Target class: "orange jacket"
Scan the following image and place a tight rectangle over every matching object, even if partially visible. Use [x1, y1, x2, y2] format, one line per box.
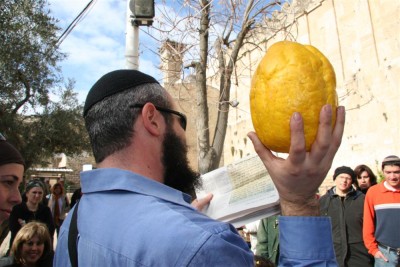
[363, 182, 400, 255]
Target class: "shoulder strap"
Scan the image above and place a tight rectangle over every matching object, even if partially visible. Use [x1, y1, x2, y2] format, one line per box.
[68, 201, 80, 267]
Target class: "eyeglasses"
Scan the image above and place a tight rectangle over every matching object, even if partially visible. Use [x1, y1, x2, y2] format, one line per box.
[130, 104, 187, 131]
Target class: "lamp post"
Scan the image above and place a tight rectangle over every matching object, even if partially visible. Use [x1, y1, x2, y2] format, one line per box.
[125, 0, 155, 70]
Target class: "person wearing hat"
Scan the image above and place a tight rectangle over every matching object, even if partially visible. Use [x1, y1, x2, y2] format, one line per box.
[320, 166, 373, 267]
[8, 179, 55, 251]
[53, 69, 345, 266]
[363, 155, 400, 267]
[0, 134, 24, 247]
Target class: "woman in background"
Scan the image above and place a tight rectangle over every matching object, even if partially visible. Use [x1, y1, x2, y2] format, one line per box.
[353, 164, 377, 194]
[0, 222, 53, 267]
[8, 180, 54, 251]
[47, 183, 69, 236]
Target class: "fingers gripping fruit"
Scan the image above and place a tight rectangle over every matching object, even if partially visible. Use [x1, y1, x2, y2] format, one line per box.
[250, 41, 338, 153]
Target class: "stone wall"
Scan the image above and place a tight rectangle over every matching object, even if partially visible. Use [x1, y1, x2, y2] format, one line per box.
[223, 0, 400, 194]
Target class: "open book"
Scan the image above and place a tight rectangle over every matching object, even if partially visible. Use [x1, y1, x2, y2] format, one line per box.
[196, 154, 280, 228]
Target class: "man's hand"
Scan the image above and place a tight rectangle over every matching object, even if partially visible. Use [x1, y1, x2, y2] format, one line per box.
[248, 105, 345, 216]
[192, 193, 213, 211]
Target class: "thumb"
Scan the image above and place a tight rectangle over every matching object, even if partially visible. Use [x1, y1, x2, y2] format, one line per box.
[192, 193, 213, 211]
[247, 131, 274, 163]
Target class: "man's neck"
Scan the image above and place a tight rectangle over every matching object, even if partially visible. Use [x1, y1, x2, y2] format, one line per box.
[384, 181, 400, 191]
[98, 151, 164, 184]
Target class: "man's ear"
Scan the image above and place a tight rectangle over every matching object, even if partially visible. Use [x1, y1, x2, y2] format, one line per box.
[141, 103, 163, 136]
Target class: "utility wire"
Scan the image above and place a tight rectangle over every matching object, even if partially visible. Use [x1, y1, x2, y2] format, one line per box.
[56, 0, 97, 46]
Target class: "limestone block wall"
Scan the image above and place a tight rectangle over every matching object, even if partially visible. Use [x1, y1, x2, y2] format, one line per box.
[223, 0, 400, 193]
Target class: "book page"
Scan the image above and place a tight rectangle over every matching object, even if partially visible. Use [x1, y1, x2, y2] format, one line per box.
[196, 154, 280, 226]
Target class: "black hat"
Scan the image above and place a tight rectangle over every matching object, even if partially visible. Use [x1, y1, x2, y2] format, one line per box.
[382, 155, 400, 169]
[333, 166, 356, 183]
[83, 69, 159, 116]
[0, 134, 25, 167]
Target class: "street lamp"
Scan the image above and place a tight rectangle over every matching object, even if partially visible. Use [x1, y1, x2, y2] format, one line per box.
[129, 0, 155, 26]
[126, 0, 155, 69]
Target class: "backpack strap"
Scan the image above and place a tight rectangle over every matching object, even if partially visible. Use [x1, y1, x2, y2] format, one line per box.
[68, 201, 80, 267]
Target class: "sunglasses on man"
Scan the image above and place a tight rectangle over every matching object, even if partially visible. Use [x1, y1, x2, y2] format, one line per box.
[130, 104, 187, 131]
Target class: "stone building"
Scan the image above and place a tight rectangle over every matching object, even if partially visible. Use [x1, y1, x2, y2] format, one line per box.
[160, 40, 187, 85]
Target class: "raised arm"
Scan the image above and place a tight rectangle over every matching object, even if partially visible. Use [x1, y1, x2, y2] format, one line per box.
[248, 104, 344, 267]
[248, 104, 345, 216]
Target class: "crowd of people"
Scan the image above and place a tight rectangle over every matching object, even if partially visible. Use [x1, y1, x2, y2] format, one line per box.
[0, 69, 399, 267]
[251, 159, 400, 267]
[0, 136, 82, 266]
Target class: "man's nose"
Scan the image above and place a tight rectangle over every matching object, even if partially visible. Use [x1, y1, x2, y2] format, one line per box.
[387, 173, 395, 179]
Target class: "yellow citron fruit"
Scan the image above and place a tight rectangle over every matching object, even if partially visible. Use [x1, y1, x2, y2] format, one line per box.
[250, 41, 338, 153]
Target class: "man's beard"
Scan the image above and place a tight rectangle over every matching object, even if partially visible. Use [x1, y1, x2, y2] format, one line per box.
[162, 128, 202, 197]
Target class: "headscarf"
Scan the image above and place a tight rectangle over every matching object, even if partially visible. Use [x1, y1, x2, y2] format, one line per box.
[0, 133, 25, 167]
[25, 179, 45, 193]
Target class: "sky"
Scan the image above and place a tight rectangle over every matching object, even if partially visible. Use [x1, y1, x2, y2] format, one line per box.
[48, 0, 162, 104]
[47, 0, 278, 104]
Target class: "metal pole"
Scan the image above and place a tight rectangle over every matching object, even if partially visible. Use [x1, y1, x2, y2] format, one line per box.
[125, 1, 139, 70]
[132, 26, 139, 69]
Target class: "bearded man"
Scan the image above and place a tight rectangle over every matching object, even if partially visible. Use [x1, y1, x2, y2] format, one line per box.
[54, 69, 345, 267]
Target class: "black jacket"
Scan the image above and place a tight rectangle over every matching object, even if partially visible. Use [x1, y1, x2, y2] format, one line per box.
[319, 187, 373, 267]
[8, 202, 55, 250]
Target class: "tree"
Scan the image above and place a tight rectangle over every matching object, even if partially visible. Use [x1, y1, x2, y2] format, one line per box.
[0, 0, 90, 169]
[149, 0, 288, 173]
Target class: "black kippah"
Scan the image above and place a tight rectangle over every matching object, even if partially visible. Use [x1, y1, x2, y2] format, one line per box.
[83, 69, 159, 116]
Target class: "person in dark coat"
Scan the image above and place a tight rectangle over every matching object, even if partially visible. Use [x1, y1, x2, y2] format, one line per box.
[69, 187, 82, 209]
[320, 166, 373, 267]
[8, 180, 55, 252]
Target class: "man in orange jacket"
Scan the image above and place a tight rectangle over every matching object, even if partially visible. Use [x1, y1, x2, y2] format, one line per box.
[363, 155, 400, 267]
